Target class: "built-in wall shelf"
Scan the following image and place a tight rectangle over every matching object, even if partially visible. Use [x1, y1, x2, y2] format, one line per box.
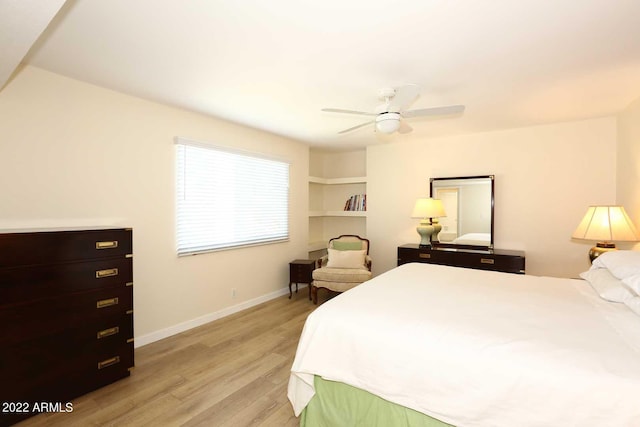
[308, 151, 367, 259]
[308, 176, 367, 185]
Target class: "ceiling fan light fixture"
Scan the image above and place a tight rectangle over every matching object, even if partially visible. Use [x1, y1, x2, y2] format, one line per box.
[375, 112, 401, 134]
[323, 85, 465, 135]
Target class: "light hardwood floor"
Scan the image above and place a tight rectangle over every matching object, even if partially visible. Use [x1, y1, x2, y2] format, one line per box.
[16, 287, 324, 427]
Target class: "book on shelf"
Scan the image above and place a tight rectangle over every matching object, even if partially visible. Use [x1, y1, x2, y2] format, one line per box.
[344, 194, 366, 211]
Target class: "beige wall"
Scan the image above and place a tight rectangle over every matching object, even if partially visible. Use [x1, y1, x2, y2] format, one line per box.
[367, 117, 617, 278]
[2, 65, 634, 343]
[617, 96, 640, 250]
[309, 149, 367, 178]
[0, 66, 309, 343]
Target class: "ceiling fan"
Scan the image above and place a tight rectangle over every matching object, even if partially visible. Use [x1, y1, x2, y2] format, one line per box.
[322, 84, 465, 135]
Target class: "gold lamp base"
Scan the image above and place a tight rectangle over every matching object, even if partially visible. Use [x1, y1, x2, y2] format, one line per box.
[589, 242, 617, 263]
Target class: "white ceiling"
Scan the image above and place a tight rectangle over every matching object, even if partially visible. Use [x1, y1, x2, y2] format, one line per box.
[0, 0, 66, 90]
[5, 0, 640, 149]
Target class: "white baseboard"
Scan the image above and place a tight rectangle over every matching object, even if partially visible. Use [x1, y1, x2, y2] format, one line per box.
[134, 284, 307, 348]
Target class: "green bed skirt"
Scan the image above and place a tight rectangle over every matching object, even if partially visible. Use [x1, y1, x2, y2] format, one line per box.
[300, 376, 454, 427]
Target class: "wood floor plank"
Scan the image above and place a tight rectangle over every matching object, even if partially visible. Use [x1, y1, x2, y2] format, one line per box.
[15, 291, 320, 427]
[214, 382, 291, 427]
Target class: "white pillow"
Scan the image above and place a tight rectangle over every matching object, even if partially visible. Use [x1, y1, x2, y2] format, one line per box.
[622, 274, 640, 296]
[326, 248, 366, 269]
[591, 250, 640, 280]
[580, 268, 635, 303]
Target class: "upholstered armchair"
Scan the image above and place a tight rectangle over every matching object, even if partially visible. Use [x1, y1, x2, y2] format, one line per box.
[311, 235, 372, 304]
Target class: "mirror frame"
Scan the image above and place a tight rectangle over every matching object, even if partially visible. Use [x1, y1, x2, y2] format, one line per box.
[429, 175, 495, 251]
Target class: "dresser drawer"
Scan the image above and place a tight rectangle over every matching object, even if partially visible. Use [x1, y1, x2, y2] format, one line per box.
[289, 261, 315, 282]
[0, 228, 132, 268]
[3, 315, 134, 384]
[15, 343, 133, 396]
[397, 244, 525, 274]
[1, 344, 133, 416]
[397, 246, 455, 265]
[0, 285, 133, 346]
[455, 251, 525, 273]
[0, 257, 132, 307]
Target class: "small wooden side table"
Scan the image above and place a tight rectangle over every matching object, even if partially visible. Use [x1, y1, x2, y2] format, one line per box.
[289, 259, 316, 299]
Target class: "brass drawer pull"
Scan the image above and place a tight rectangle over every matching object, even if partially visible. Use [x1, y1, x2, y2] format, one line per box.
[97, 326, 120, 339]
[419, 253, 431, 259]
[96, 297, 119, 309]
[96, 240, 118, 249]
[97, 356, 120, 370]
[96, 268, 118, 278]
[126, 309, 133, 315]
[480, 258, 495, 264]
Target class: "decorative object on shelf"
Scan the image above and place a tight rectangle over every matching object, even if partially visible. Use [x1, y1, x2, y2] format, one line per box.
[572, 205, 639, 262]
[411, 198, 446, 247]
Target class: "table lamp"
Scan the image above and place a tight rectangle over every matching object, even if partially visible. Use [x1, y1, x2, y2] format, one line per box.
[571, 205, 639, 262]
[411, 198, 446, 247]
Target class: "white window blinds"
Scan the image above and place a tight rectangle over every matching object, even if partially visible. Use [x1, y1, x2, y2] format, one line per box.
[175, 139, 289, 256]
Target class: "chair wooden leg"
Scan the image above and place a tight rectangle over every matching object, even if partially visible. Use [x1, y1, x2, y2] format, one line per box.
[312, 285, 318, 305]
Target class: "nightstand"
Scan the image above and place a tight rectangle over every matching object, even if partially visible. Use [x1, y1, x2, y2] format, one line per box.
[289, 259, 316, 299]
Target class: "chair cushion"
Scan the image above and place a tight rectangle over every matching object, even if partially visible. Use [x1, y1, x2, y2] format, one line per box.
[313, 267, 372, 283]
[326, 249, 366, 268]
[332, 241, 363, 251]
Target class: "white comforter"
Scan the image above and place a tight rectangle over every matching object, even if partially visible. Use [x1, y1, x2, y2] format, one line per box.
[288, 263, 640, 427]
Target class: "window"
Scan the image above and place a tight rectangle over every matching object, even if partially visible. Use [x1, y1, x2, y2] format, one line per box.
[175, 138, 289, 256]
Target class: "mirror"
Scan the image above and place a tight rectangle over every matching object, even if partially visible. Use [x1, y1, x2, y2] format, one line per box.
[430, 175, 494, 250]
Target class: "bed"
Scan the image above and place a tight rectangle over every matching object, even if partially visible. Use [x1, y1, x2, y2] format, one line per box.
[288, 252, 640, 427]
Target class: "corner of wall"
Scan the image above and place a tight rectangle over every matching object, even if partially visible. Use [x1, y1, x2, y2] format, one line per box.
[616, 96, 640, 232]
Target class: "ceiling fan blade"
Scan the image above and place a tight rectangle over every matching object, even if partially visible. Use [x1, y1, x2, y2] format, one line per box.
[389, 84, 420, 111]
[322, 108, 376, 116]
[338, 120, 375, 134]
[403, 105, 466, 118]
[398, 120, 413, 134]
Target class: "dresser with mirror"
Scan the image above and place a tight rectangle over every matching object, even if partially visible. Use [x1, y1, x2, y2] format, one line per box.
[398, 175, 525, 274]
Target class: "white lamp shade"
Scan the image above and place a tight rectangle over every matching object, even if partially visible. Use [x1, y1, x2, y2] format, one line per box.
[572, 205, 639, 242]
[411, 198, 446, 219]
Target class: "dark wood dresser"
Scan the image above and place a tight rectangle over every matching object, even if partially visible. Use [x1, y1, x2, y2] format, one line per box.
[0, 228, 134, 426]
[398, 244, 525, 274]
